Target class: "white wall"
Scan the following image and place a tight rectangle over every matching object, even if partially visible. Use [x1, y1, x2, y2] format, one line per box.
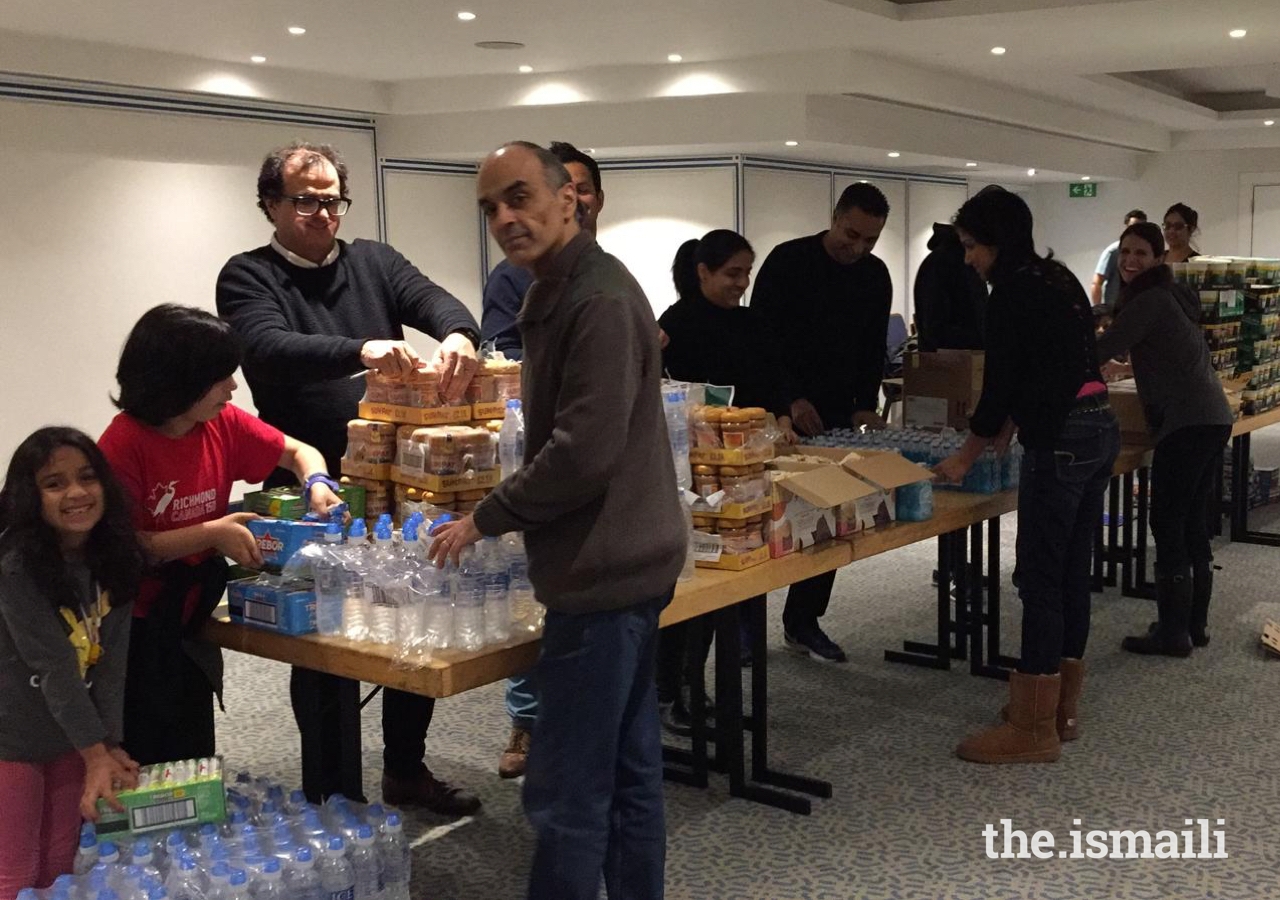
[0, 95, 377, 465]
[833, 175, 907, 320]
[741, 166, 831, 305]
[906, 181, 970, 324]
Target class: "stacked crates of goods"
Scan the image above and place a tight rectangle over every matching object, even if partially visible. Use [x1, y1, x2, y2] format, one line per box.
[686, 405, 775, 570]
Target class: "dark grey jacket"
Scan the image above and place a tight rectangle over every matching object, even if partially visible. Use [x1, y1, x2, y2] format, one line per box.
[1096, 266, 1233, 444]
[0, 550, 131, 761]
[473, 232, 686, 614]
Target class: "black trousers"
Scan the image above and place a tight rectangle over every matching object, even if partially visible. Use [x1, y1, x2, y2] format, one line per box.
[781, 572, 837, 632]
[124, 618, 216, 766]
[1151, 425, 1231, 576]
[656, 615, 716, 705]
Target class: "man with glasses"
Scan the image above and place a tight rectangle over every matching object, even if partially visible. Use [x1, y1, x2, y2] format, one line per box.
[216, 141, 482, 815]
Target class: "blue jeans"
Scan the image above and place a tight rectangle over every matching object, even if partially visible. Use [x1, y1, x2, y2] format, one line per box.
[1015, 406, 1120, 675]
[523, 592, 671, 900]
[506, 673, 537, 730]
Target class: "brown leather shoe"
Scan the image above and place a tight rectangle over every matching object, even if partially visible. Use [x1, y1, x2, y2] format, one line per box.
[957, 672, 1061, 764]
[498, 726, 531, 779]
[382, 770, 481, 817]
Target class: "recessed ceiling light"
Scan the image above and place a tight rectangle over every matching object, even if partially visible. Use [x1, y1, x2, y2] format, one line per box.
[250, 55, 266, 64]
[457, 11, 476, 21]
[1266, 120, 1276, 127]
[887, 151, 901, 158]
[1229, 28, 1247, 39]
[287, 26, 306, 35]
[1082, 176, 1092, 181]
[475, 41, 525, 50]
[518, 65, 533, 73]
[785, 140, 799, 147]
[965, 162, 978, 168]
[1027, 168, 1037, 176]
[667, 53, 683, 63]
[991, 46, 1007, 56]
[586, 148, 596, 154]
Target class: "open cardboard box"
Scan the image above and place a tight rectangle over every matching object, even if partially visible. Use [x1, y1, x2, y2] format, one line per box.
[903, 350, 984, 431]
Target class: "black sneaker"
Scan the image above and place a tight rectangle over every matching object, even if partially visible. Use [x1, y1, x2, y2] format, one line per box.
[783, 624, 848, 663]
[659, 700, 693, 737]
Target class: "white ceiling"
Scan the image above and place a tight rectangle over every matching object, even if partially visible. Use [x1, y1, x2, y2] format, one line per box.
[2, 0, 1278, 179]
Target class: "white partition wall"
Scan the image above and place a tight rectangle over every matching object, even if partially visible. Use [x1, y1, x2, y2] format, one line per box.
[381, 163, 486, 356]
[741, 165, 832, 305]
[0, 90, 377, 465]
[595, 162, 738, 319]
[833, 175, 909, 321]
[906, 181, 971, 328]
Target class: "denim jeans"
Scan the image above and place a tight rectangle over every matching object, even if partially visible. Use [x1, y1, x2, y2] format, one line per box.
[524, 592, 671, 900]
[506, 673, 538, 730]
[1151, 424, 1231, 576]
[1015, 406, 1120, 675]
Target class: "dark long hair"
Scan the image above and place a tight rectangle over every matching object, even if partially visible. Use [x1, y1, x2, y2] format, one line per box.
[671, 230, 754, 302]
[112, 304, 242, 427]
[0, 427, 143, 608]
[1115, 222, 1173, 311]
[953, 188, 1040, 282]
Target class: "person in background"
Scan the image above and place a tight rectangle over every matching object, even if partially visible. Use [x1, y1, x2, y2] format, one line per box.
[749, 182, 893, 663]
[484, 140, 607, 781]
[216, 141, 482, 813]
[937, 189, 1119, 765]
[432, 141, 684, 900]
[98, 305, 344, 767]
[914, 221, 987, 351]
[655, 229, 797, 733]
[1089, 209, 1147, 308]
[1162, 202, 1201, 263]
[0, 428, 143, 900]
[1096, 222, 1233, 656]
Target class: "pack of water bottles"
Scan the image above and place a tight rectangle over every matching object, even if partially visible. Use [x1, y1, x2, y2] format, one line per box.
[803, 426, 1022, 494]
[34, 773, 410, 900]
[299, 512, 542, 661]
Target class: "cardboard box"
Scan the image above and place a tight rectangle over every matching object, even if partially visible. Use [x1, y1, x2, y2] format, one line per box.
[96, 772, 226, 836]
[340, 459, 393, 482]
[691, 531, 770, 570]
[1107, 380, 1150, 444]
[471, 401, 508, 421]
[839, 451, 935, 532]
[243, 485, 367, 521]
[392, 467, 501, 493]
[245, 519, 327, 572]
[903, 350, 984, 430]
[227, 575, 317, 635]
[689, 495, 772, 519]
[765, 456, 873, 557]
[357, 401, 471, 426]
[687, 444, 775, 467]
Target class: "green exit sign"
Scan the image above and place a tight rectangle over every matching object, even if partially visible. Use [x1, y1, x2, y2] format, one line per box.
[1069, 182, 1097, 198]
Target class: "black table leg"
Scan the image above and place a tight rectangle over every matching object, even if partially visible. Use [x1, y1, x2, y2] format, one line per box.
[1229, 433, 1280, 546]
[886, 530, 959, 670]
[1105, 477, 1121, 587]
[1134, 466, 1155, 596]
[662, 615, 711, 788]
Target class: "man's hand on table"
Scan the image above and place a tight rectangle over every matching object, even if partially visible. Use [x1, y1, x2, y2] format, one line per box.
[361, 340, 421, 378]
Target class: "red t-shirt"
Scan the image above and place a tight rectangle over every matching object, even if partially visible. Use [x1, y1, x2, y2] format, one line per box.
[99, 404, 285, 619]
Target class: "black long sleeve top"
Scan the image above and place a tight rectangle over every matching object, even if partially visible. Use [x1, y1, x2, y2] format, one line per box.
[913, 224, 987, 352]
[657, 293, 793, 418]
[749, 232, 892, 429]
[216, 239, 478, 467]
[969, 258, 1102, 449]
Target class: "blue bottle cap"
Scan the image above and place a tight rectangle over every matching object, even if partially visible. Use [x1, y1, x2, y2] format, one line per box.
[327, 836, 345, 852]
[386, 813, 402, 828]
[357, 824, 373, 840]
[295, 847, 313, 863]
[348, 520, 367, 538]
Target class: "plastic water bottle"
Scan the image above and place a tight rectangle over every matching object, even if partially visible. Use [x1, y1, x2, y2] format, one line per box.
[225, 870, 251, 900]
[480, 537, 511, 644]
[349, 826, 382, 900]
[99, 843, 121, 866]
[366, 524, 400, 644]
[164, 856, 202, 900]
[342, 520, 371, 641]
[285, 847, 323, 900]
[507, 536, 541, 633]
[314, 523, 346, 636]
[206, 863, 232, 900]
[131, 842, 161, 884]
[663, 389, 692, 491]
[75, 828, 100, 875]
[318, 838, 354, 900]
[499, 399, 525, 481]
[678, 493, 696, 582]
[375, 815, 409, 900]
[251, 859, 287, 900]
[453, 547, 486, 651]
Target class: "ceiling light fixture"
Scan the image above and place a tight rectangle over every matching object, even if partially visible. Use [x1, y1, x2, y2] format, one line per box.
[1027, 168, 1037, 176]
[667, 53, 683, 63]
[475, 41, 525, 50]
[250, 55, 266, 64]
[1266, 120, 1276, 127]
[518, 64, 533, 73]
[887, 151, 901, 158]
[586, 148, 596, 154]
[1229, 28, 1247, 39]
[287, 26, 306, 35]
[785, 140, 799, 147]
[457, 11, 476, 21]
[991, 46, 1007, 56]
[965, 162, 978, 167]
[1082, 176, 1092, 181]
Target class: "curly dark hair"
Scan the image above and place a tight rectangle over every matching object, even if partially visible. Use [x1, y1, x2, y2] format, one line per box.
[0, 427, 143, 609]
[256, 142, 350, 222]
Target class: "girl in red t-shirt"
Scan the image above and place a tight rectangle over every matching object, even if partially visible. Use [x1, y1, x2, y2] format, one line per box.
[99, 304, 342, 766]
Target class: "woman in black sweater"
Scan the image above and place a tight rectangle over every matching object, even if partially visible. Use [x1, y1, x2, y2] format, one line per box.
[655, 230, 795, 734]
[1096, 222, 1233, 656]
[937, 189, 1119, 765]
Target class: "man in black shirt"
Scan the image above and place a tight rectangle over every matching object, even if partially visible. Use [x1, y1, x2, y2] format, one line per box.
[750, 182, 893, 662]
[216, 142, 481, 815]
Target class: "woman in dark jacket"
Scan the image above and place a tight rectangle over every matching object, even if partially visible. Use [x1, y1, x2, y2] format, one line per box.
[937, 189, 1119, 765]
[1096, 222, 1233, 656]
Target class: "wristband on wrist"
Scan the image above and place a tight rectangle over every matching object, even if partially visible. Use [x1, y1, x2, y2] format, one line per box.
[304, 473, 340, 501]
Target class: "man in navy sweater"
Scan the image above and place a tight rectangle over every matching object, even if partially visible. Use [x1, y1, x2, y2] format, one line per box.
[216, 141, 481, 815]
[481, 141, 605, 780]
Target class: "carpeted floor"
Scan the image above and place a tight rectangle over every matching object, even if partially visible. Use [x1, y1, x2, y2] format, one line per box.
[216, 438, 1280, 900]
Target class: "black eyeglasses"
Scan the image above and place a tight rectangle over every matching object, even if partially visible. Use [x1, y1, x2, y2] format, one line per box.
[282, 195, 352, 217]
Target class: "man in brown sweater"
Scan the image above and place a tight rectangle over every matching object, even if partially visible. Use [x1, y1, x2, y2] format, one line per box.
[429, 142, 685, 900]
